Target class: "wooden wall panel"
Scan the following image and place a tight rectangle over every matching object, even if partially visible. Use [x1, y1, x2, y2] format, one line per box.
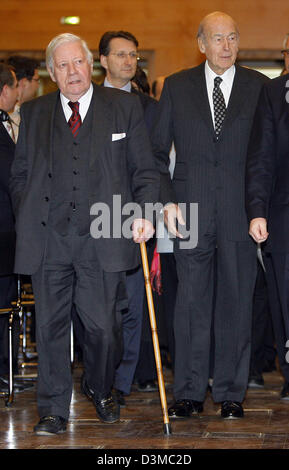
[0, 0, 288, 81]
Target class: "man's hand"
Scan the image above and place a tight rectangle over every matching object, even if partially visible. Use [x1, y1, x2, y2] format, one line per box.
[132, 218, 155, 243]
[249, 217, 269, 243]
[163, 203, 185, 239]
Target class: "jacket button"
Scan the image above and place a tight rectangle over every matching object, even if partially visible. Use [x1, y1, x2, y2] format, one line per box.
[45, 196, 49, 201]
[48, 172, 52, 178]
[41, 221, 46, 226]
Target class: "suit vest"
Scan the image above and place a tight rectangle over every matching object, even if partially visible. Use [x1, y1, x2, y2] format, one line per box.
[48, 98, 93, 236]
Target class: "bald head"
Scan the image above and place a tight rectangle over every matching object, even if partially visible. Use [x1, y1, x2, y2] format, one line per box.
[197, 12, 239, 41]
[197, 11, 240, 75]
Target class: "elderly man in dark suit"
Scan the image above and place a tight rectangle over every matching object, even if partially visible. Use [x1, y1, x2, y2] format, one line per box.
[246, 73, 289, 398]
[10, 33, 159, 435]
[152, 11, 269, 419]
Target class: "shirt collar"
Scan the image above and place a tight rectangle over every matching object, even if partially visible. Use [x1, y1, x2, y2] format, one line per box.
[104, 77, 132, 93]
[205, 60, 235, 86]
[60, 82, 93, 109]
[60, 82, 93, 121]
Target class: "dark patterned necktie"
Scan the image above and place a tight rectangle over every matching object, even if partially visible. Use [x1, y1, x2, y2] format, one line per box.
[213, 76, 226, 138]
[68, 101, 82, 137]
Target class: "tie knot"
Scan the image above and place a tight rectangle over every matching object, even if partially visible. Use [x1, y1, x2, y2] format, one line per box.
[214, 76, 222, 87]
[68, 101, 80, 113]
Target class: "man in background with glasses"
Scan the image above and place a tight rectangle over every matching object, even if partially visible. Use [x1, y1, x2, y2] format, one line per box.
[79, 30, 158, 408]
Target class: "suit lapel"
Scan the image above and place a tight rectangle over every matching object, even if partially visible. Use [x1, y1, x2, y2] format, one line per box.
[189, 64, 215, 136]
[219, 65, 250, 136]
[37, 91, 58, 171]
[89, 83, 112, 169]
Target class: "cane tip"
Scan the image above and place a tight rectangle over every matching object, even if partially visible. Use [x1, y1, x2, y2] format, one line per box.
[163, 423, 172, 435]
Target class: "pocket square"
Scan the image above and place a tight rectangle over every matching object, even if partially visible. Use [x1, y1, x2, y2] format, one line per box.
[112, 132, 126, 141]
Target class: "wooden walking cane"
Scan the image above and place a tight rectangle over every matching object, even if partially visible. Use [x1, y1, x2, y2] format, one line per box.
[139, 239, 172, 435]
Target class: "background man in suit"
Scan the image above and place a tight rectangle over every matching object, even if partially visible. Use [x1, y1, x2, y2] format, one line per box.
[10, 33, 159, 435]
[152, 11, 268, 419]
[0, 63, 20, 392]
[246, 73, 289, 400]
[7, 55, 40, 142]
[97, 30, 158, 401]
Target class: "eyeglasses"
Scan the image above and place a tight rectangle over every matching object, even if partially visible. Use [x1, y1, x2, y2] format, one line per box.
[281, 49, 289, 56]
[109, 52, 140, 60]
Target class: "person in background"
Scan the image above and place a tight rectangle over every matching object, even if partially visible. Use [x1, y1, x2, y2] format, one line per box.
[7, 56, 40, 142]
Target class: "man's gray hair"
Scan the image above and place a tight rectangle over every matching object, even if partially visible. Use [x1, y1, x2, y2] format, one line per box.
[46, 33, 93, 73]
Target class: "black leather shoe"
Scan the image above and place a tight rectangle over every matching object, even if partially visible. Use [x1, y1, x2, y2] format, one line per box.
[93, 394, 120, 423]
[114, 389, 126, 408]
[280, 382, 289, 400]
[168, 399, 203, 418]
[221, 401, 244, 419]
[81, 373, 94, 400]
[137, 380, 157, 392]
[247, 374, 265, 389]
[34, 416, 67, 435]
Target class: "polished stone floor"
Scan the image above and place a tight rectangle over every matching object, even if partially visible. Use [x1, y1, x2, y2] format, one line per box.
[1, 363, 289, 451]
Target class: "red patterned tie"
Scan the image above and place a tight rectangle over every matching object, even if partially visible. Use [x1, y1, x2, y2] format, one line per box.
[68, 101, 82, 137]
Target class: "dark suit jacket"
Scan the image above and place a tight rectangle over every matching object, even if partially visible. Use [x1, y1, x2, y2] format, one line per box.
[246, 74, 289, 253]
[0, 123, 15, 275]
[131, 88, 157, 135]
[9, 83, 159, 274]
[152, 62, 269, 247]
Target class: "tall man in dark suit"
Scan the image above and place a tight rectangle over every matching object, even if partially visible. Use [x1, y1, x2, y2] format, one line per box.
[246, 73, 289, 398]
[10, 33, 159, 435]
[152, 11, 268, 419]
[0, 63, 19, 392]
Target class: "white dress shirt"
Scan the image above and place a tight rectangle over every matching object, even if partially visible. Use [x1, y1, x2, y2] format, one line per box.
[60, 83, 93, 122]
[204, 61, 235, 129]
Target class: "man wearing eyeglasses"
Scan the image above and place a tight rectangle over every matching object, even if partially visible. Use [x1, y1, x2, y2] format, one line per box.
[81, 30, 159, 406]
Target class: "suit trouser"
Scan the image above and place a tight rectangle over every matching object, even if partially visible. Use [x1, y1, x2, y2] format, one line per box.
[250, 263, 276, 376]
[264, 253, 289, 381]
[159, 253, 178, 368]
[173, 227, 256, 403]
[31, 228, 124, 420]
[113, 266, 144, 395]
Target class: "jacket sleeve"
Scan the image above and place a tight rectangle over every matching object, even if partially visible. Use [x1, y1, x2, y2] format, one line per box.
[245, 83, 276, 221]
[126, 95, 160, 211]
[9, 106, 28, 218]
[151, 78, 176, 206]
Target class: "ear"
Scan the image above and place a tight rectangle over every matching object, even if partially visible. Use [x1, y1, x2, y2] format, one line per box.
[47, 66, 56, 83]
[1, 84, 9, 97]
[100, 55, 108, 71]
[198, 37, 206, 54]
[18, 77, 27, 91]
